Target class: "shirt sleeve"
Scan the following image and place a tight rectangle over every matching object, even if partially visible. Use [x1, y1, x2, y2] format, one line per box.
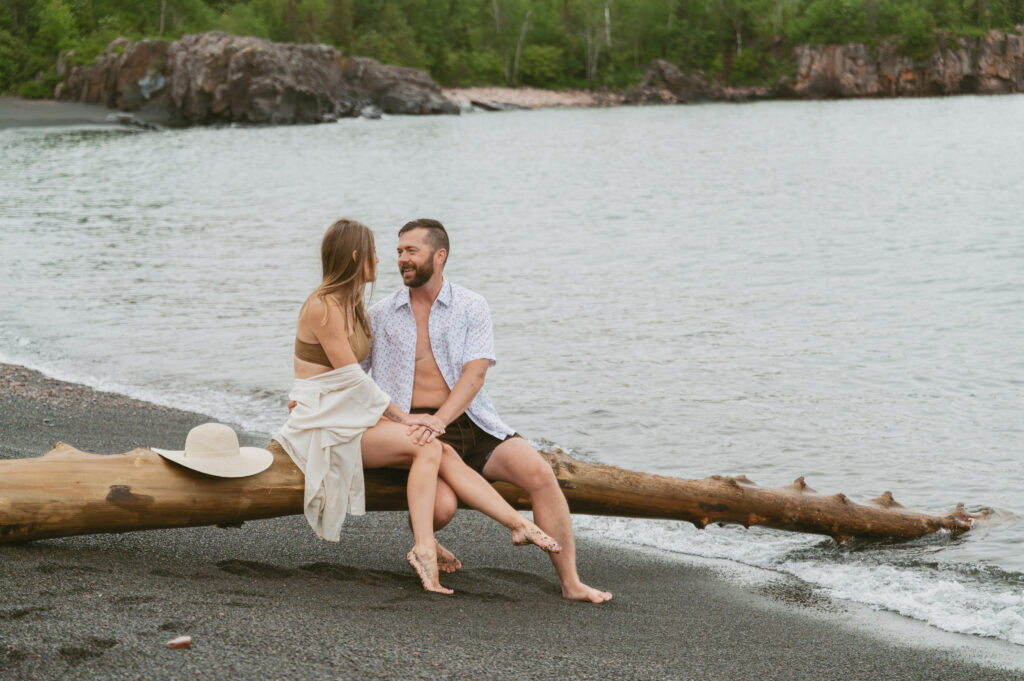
[463, 295, 497, 368]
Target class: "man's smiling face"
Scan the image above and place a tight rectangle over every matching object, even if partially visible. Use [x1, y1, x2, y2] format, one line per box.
[397, 227, 437, 288]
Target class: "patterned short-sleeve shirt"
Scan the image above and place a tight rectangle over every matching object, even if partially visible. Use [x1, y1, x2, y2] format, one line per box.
[362, 278, 514, 439]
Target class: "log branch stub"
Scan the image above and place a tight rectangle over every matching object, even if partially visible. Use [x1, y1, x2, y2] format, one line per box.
[871, 491, 903, 508]
[786, 476, 816, 493]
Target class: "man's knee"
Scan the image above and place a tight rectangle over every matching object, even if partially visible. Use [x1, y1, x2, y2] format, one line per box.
[434, 480, 458, 530]
[521, 456, 559, 493]
[491, 441, 559, 493]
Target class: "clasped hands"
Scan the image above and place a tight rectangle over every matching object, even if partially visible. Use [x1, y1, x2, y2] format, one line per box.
[286, 400, 444, 446]
[405, 414, 447, 446]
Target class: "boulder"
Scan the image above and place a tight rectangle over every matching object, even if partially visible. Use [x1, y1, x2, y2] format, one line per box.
[56, 31, 459, 126]
[624, 59, 712, 104]
[340, 57, 460, 115]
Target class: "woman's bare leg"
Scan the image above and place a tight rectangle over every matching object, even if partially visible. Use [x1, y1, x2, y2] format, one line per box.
[361, 420, 451, 594]
[407, 480, 461, 573]
[437, 446, 561, 554]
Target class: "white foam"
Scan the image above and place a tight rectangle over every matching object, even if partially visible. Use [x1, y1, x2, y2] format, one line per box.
[787, 561, 1024, 645]
[0, 344, 280, 438]
[575, 516, 1024, 648]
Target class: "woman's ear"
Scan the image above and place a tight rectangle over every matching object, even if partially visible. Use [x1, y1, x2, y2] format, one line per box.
[352, 249, 358, 262]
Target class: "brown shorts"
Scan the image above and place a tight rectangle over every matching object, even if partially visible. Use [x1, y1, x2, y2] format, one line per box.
[410, 408, 520, 474]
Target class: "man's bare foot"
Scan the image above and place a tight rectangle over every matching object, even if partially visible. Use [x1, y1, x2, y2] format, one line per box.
[510, 522, 562, 554]
[436, 542, 462, 573]
[406, 548, 453, 595]
[562, 582, 613, 603]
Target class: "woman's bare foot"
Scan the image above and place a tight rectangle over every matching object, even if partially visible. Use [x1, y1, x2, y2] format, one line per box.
[510, 522, 562, 554]
[562, 582, 613, 603]
[436, 542, 462, 573]
[406, 548, 453, 595]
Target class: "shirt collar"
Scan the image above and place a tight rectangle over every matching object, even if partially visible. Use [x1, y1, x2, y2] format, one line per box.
[436, 278, 452, 307]
[392, 277, 450, 310]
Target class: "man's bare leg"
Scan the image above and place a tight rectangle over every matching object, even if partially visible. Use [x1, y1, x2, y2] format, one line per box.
[436, 447, 561, 554]
[481, 438, 613, 603]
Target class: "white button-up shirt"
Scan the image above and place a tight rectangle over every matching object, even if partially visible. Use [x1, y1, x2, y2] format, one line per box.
[362, 279, 514, 439]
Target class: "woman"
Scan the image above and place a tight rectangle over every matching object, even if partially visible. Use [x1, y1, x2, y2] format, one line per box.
[277, 218, 560, 595]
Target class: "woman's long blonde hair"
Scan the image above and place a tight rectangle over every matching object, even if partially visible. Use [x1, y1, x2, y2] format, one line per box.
[309, 218, 376, 337]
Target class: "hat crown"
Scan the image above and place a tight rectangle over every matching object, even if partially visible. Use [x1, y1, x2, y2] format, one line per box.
[183, 423, 241, 460]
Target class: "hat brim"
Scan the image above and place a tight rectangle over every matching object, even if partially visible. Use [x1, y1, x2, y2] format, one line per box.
[151, 446, 274, 478]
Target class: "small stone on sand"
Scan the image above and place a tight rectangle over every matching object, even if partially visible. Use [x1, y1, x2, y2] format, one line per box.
[164, 635, 192, 650]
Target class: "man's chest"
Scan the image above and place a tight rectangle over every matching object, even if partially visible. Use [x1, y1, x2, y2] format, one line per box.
[411, 304, 433, 361]
[377, 307, 462, 356]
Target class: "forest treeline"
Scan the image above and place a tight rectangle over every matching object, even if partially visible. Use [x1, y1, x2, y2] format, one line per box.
[2, 0, 1023, 97]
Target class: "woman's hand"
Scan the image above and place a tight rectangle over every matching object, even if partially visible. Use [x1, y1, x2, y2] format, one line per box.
[405, 414, 446, 445]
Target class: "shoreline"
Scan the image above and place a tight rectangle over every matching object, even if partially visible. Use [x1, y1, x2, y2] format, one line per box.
[2, 361, 1022, 679]
[0, 95, 117, 129]
[442, 86, 624, 109]
[5, 86, 1022, 133]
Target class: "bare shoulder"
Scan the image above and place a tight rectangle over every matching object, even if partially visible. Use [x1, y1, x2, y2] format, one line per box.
[298, 294, 325, 324]
[298, 294, 350, 338]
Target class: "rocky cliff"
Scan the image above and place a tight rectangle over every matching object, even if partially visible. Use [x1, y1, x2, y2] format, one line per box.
[56, 31, 459, 126]
[627, 28, 1024, 104]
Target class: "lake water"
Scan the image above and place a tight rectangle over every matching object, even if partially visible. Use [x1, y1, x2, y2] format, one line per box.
[1, 97, 1022, 646]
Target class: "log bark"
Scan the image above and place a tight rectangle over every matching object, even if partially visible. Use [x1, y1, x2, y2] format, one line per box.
[0, 440, 986, 545]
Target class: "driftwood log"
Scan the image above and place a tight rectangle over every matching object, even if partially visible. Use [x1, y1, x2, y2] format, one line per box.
[0, 440, 986, 545]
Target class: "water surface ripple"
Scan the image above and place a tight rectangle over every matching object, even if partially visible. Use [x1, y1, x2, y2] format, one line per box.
[2, 97, 1022, 645]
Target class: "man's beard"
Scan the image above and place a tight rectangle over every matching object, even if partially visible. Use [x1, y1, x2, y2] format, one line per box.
[402, 258, 434, 288]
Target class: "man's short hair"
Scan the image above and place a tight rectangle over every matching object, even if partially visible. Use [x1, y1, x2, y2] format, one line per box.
[399, 218, 450, 257]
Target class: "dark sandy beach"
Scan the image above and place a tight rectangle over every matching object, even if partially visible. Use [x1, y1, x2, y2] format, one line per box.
[1, 363, 1022, 680]
[0, 96, 116, 129]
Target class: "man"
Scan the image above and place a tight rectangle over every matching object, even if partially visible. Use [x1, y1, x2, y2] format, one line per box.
[364, 218, 612, 603]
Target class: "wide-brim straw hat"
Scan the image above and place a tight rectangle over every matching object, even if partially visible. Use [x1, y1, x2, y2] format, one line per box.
[152, 423, 273, 478]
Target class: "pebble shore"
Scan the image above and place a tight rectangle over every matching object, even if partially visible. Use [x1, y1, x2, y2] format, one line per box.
[3, 367, 1023, 680]
[443, 86, 624, 108]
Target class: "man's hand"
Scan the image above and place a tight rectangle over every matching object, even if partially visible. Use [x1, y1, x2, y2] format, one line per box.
[405, 414, 446, 446]
[410, 413, 446, 435]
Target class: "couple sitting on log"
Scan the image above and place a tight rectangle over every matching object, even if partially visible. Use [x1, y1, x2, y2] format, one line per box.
[277, 217, 611, 602]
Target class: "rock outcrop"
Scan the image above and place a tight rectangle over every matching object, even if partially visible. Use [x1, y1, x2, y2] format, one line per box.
[623, 59, 713, 104]
[627, 28, 1024, 104]
[793, 29, 1024, 97]
[340, 57, 459, 115]
[623, 57, 777, 104]
[56, 31, 458, 126]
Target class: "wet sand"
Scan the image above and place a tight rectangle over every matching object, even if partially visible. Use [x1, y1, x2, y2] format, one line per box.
[1, 363, 1022, 680]
[0, 96, 116, 129]
[0, 90, 610, 133]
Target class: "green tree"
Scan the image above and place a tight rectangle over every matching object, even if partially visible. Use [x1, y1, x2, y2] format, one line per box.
[898, 5, 937, 57]
[520, 44, 563, 83]
[325, 0, 353, 51]
[36, 0, 79, 53]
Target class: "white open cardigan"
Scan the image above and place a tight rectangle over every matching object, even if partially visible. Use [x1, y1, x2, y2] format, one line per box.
[276, 363, 391, 541]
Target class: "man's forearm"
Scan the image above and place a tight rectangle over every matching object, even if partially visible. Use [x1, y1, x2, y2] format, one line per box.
[433, 360, 489, 425]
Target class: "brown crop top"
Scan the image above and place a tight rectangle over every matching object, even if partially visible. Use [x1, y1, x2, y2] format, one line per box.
[294, 323, 370, 368]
